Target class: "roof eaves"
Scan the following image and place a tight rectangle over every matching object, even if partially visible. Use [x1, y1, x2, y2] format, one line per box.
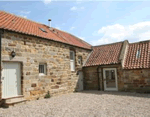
[84, 62, 121, 67]
[2, 28, 92, 50]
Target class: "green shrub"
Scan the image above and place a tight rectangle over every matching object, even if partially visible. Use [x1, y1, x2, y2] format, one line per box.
[44, 91, 51, 98]
[74, 89, 78, 92]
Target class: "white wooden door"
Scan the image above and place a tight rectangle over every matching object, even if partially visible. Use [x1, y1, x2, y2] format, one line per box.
[2, 62, 21, 98]
[103, 68, 118, 91]
[78, 71, 83, 91]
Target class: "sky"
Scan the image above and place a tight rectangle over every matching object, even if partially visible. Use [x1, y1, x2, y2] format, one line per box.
[0, 0, 150, 46]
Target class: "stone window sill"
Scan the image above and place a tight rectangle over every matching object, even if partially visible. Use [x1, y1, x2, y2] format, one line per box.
[39, 73, 46, 76]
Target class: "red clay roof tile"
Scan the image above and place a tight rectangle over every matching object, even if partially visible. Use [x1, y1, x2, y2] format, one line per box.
[0, 11, 91, 50]
[124, 41, 150, 69]
[52, 28, 91, 50]
[84, 42, 123, 67]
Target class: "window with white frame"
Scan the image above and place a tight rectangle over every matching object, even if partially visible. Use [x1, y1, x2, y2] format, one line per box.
[136, 50, 140, 58]
[39, 63, 47, 75]
[78, 56, 82, 65]
[70, 51, 75, 71]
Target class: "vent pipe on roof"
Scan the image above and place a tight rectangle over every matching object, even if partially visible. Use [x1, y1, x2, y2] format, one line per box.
[48, 19, 51, 27]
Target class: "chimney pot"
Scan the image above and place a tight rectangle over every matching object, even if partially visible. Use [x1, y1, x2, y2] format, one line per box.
[48, 19, 52, 27]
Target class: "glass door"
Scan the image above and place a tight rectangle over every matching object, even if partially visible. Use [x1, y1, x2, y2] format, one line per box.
[103, 68, 118, 91]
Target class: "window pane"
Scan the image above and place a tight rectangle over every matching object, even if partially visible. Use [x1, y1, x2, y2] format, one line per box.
[105, 70, 116, 88]
[111, 70, 115, 80]
[136, 50, 140, 58]
[78, 56, 82, 65]
[39, 65, 44, 73]
[70, 61, 75, 71]
[70, 51, 75, 71]
[70, 51, 74, 60]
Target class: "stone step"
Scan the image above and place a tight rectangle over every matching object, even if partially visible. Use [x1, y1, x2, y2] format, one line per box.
[4, 95, 24, 103]
[2, 95, 27, 108]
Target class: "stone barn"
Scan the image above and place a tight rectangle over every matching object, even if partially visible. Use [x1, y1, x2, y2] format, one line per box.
[0, 11, 92, 107]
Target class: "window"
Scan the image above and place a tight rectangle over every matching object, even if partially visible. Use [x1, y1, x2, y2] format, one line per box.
[136, 50, 140, 58]
[105, 70, 115, 80]
[78, 56, 82, 65]
[39, 27, 47, 33]
[70, 51, 75, 71]
[39, 63, 47, 75]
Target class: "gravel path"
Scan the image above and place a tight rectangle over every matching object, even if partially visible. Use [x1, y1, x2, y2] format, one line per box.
[0, 91, 150, 117]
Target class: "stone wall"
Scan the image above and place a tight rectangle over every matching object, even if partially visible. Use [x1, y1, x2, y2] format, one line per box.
[0, 31, 2, 102]
[1, 31, 91, 100]
[83, 65, 150, 92]
[122, 69, 150, 92]
[83, 65, 124, 91]
[83, 66, 99, 90]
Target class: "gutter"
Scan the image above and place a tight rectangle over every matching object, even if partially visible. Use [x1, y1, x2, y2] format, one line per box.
[97, 65, 101, 91]
[97, 65, 105, 91]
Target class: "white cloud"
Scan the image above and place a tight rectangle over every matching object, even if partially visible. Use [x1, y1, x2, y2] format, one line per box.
[91, 21, 150, 45]
[138, 31, 150, 41]
[92, 38, 112, 45]
[79, 37, 85, 40]
[55, 27, 60, 30]
[70, 27, 75, 30]
[70, 6, 84, 11]
[20, 11, 31, 14]
[20, 15, 27, 18]
[70, 6, 77, 11]
[19, 10, 31, 18]
[43, 0, 51, 4]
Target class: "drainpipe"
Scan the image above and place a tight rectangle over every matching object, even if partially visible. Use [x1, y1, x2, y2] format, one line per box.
[0, 31, 2, 101]
[101, 68, 104, 91]
[97, 66, 100, 90]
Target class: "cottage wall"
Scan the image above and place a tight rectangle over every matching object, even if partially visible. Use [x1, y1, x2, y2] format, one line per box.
[0, 31, 91, 100]
[83, 65, 124, 91]
[83, 65, 150, 92]
[122, 69, 150, 92]
[83, 66, 99, 90]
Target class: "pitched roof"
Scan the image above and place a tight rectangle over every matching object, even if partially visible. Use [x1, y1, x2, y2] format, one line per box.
[124, 41, 150, 69]
[84, 42, 123, 67]
[0, 11, 91, 50]
[51, 28, 91, 49]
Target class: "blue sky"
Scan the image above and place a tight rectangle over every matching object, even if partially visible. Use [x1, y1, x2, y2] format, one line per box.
[1, 0, 150, 45]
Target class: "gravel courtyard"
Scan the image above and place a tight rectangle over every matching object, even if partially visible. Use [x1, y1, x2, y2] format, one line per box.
[0, 91, 150, 117]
